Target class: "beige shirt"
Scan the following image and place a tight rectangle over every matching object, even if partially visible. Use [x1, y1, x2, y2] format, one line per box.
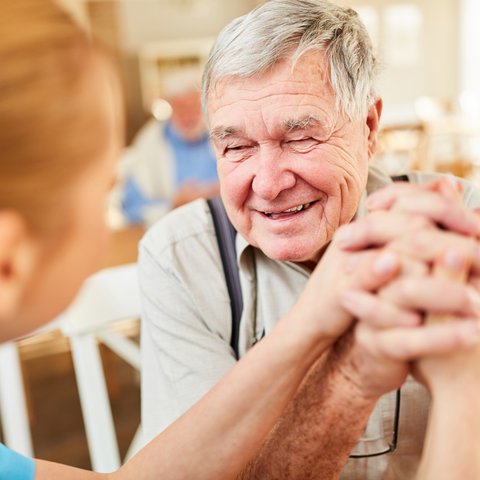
[139, 165, 480, 478]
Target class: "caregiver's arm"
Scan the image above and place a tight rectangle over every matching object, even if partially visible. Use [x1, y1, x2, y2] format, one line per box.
[35, 241, 398, 480]
[416, 250, 480, 480]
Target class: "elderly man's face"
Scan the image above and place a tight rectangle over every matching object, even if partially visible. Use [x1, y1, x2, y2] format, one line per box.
[208, 50, 381, 266]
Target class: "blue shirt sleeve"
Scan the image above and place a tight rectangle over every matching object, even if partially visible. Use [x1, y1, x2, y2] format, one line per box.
[0, 443, 35, 480]
[121, 175, 168, 224]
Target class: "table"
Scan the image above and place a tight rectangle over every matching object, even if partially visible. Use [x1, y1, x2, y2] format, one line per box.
[101, 226, 145, 269]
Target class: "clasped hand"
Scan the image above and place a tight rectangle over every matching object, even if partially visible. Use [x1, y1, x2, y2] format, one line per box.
[334, 177, 480, 399]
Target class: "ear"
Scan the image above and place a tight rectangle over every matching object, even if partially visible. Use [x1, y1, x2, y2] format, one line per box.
[0, 211, 37, 321]
[366, 98, 383, 159]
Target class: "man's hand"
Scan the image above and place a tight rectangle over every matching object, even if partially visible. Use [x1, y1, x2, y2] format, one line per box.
[289, 235, 401, 343]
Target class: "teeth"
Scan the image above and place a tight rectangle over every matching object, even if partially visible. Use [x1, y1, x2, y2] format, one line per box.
[264, 203, 311, 216]
[284, 204, 304, 213]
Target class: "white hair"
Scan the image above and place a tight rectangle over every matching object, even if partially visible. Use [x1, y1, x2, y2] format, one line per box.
[202, 0, 378, 120]
[162, 65, 203, 99]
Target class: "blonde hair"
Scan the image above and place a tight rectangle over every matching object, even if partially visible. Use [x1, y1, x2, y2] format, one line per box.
[0, 0, 120, 234]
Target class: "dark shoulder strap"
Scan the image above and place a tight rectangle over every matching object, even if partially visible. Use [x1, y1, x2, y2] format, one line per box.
[391, 174, 409, 182]
[206, 197, 243, 359]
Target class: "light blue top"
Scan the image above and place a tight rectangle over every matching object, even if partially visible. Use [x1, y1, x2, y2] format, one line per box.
[122, 176, 162, 224]
[164, 122, 217, 187]
[0, 443, 35, 480]
[122, 121, 217, 224]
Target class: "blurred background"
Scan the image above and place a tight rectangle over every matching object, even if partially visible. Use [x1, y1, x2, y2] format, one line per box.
[68, 0, 480, 181]
[2, 0, 480, 472]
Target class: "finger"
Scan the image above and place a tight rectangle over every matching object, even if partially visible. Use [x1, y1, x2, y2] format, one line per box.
[378, 276, 480, 318]
[334, 210, 433, 250]
[366, 182, 480, 236]
[341, 289, 422, 328]
[336, 216, 480, 274]
[356, 320, 480, 361]
[390, 194, 477, 236]
[426, 249, 470, 324]
[431, 249, 469, 282]
[344, 249, 401, 292]
[388, 230, 480, 275]
[367, 178, 461, 208]
[421, 176, 464, 199]
[341, 253, 428, 328]
[436, 175, 464, 199]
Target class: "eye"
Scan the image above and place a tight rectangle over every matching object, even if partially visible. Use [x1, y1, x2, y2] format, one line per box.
[223, 144, 253, 160]
[286, 138, 320, 152]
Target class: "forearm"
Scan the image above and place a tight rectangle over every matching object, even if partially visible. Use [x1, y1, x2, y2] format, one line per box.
[35, 460, 107, 479]
[33, 314, 326, 480]
[237, 345, 378, 480]
[417, 385, 480, 480]
[416, 342, 480, 480]
[116, 312, 330, 480]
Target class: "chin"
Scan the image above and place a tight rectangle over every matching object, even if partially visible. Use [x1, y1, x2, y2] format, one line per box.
[259, 240, 321, 265]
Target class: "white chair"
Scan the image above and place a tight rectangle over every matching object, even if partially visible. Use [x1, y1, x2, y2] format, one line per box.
[0, 263, 143, 473]
[0, 342, 34, 456]
[0, 316, 63, 457]
[59, 262, 142, 473]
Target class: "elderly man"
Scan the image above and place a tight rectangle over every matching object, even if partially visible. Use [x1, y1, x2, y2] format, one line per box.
[139, 1, 480, 478]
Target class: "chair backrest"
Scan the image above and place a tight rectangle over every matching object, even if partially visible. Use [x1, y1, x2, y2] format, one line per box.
[0, 342, 34, 456]
[59, 262, 142, 473]
[0, 263, 142, 473]
[0, 315, 63, 458]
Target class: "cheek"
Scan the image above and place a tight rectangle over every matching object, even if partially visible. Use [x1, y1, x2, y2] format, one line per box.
[306, 145, 368, 190]
[218, 159, 254, 207]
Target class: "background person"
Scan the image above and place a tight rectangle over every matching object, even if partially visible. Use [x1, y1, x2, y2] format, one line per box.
[115, 66, 219, 226]
[139, 1, 480, 478]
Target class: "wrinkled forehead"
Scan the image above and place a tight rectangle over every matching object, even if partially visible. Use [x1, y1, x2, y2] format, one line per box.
[207, 50, 333, 109]
[207, 50, 337, 135]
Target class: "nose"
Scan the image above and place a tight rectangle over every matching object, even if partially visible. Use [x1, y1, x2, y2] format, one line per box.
[251, 147, 296, 200]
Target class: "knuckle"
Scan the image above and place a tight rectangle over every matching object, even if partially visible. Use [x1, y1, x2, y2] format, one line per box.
[397, 229, 431, 255]
[354, 324, 371, 349]
[401, 257, 428, 276]
[467, 237, 477, 257]
[378, 334, 403, 359]
[389, 330, 417, 360]
[361, 301, 379, 323]
[396, 279, 417, 305]
[362, 212, 380, 236]
[465, 285, 479, 312]
[410, 214, 432, 231]
[444, 231, 475, 255]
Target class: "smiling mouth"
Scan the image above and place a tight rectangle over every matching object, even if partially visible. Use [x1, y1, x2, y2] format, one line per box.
[263, 202, 313, 219]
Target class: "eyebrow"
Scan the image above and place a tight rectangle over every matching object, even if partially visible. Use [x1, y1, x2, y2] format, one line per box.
[283, 115, 322, 132]
[210, 126, 240, 140]
[210, 114, 326, 140]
